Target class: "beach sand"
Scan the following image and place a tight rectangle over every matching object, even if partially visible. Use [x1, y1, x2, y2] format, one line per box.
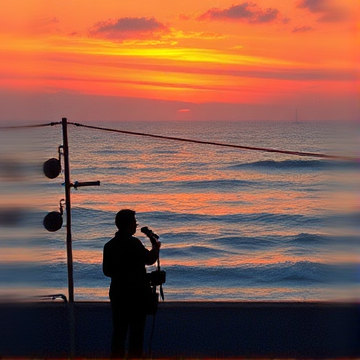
[0, 301, 359, 358]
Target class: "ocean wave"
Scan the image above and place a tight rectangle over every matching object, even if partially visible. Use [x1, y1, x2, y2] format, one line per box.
[67, 207, 321, 227]
[208, 235, 278, 250]
[1, 260, 358, 291]
[152, 149, 179, 155]
[92, 149, 142, 155]
[71, 165, 131, 175]
[37, 207, 360, 232]
[205, 233, 333, 252]
[159, 231, 206, 242]
[85, 178, 260, 193]
[227, 159, 358, 171]
[162, 245, 228, 258]
[166, 261, 358, 287]
[90, 149, 121, 155]
[140, 210, 324, 227]
[284, 233, 328, 246]
[72, 207, 112, 222]
[171, 179, 255, 190]
[131, 179, 256, 192]
[0, 203, 324, 232]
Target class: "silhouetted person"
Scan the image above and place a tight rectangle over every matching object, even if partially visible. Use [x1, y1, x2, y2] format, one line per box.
[103, 209, 160, 358]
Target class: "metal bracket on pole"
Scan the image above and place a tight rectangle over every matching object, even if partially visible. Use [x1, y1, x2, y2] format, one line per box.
[71, 181, 100, 190]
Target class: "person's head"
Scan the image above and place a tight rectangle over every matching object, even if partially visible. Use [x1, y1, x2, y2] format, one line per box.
[115, 209, 137, 235]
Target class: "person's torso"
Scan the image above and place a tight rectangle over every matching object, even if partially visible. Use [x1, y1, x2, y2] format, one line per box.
[104, 233, 149, 299]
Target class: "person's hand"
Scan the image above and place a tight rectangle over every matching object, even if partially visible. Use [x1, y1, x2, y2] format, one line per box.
[153, 240, 161, 250]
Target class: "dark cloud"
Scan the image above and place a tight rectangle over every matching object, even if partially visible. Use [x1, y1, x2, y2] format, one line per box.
[255, 8, 279, 23]
[297, 0, 328, 13]
[90, 17, 167, 39]
[199, 3, 254, 20]
[197, 3, 280, 24]
[297, 0, 348, 22]
[292, 26, 313, 33]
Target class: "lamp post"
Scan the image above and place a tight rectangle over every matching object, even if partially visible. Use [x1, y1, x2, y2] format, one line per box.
[44, 118, 100, 303]
[62, 118, 74, 303]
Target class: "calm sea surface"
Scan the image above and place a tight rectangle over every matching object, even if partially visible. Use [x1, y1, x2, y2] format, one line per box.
[0, 120, 359, 301]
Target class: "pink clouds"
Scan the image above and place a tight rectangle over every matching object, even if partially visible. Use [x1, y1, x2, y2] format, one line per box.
[297, 0, 329, 13]
[90, 17, 168, 40]
[297, 0, 348, 22]
[197, 3, 281, 24]
[292, 26, 314, 33]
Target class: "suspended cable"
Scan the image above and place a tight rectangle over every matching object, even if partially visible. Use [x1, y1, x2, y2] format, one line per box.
[68, 121, 358, 162]
[0, 122, 61, 130]
[0, 120, 357, 162]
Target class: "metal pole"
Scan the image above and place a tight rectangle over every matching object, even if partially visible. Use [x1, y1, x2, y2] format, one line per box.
[62, 117, 74, 303]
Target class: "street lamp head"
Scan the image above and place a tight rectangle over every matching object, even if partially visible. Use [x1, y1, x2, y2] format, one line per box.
[43, 158, 61, 179]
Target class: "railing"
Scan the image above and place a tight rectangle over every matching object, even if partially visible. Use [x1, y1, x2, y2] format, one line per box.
[32, 294, 68, 303]
[0, 293, 68, 303]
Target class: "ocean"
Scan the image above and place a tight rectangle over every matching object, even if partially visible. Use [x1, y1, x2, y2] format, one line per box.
[0, 120, 359, 302]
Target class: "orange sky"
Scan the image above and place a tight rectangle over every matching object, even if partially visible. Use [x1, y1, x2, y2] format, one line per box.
[0, 0, 359, 121]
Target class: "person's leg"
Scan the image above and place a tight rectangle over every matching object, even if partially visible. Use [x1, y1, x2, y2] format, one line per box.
[128, 313, 147, 358]
[111, 302, 129, 358]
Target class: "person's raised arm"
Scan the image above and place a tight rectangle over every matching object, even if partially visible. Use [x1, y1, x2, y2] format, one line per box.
[146, 239, 161, 265]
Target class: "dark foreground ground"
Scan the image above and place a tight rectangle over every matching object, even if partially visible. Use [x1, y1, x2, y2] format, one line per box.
[0, 301, 359, 358]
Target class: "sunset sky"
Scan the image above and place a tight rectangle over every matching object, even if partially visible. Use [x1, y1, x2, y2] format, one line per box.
[0, 0, 359, 122]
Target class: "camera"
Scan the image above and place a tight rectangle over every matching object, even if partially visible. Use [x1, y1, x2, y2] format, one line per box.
[141, 226, 159, 239]
[146, 270, 166, 286]
[141, 226, 165, 287]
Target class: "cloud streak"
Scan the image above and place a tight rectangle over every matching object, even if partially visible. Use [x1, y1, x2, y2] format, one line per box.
[90, 17, 168, 40]
[21, 51, 356, 83]
[197, 2, 281, 24]
[292, 26, 313, 33]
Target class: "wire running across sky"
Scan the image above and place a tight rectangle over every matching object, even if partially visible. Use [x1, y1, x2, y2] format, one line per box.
[0, 121, 358, 162]
[0, 122, 61, 129]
